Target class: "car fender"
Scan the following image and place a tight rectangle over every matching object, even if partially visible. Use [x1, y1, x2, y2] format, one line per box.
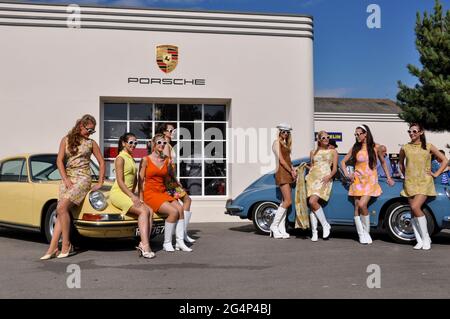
[232, 185, 280, 218]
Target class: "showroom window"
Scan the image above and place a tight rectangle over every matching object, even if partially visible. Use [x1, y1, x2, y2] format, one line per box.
[102, 102, 228, 197]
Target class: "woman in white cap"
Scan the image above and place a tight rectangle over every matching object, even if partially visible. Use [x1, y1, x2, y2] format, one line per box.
[270, 123, 297, 239]
[341, 124, 394, 245]
[305, 130, 338, 241]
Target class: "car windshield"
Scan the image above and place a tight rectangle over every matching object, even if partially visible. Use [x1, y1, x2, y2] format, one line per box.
[29, 154, 100, 182]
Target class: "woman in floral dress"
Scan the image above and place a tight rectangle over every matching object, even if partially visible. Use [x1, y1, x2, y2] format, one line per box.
[41, 114, 105, 260]
[341, 124, 394, 245]
[305, 131, 338, 241]
[399, 123, 448, 250]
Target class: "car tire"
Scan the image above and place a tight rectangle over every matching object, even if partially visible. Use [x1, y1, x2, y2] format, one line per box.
[43, 202, 58, 243]
[43, 202, 82, 245]
[252, 202, 278, 235]
[384, 202, 435, 244]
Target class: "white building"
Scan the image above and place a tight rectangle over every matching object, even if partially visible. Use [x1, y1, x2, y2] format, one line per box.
[314, 97, 449, 157]
[0, 1, 315, 222]
[2, 2, 446, 223]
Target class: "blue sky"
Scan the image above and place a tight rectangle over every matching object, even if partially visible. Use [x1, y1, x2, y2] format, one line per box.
[28, 0, 449, 100]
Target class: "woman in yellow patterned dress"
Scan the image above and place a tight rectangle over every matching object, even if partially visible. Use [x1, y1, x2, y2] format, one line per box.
[341, 124, 394, 245]
[41, 115, 105, 260]
[305, 131, 338, 241]
[110, 133, 155, 259]
[399, 123, 448, 250]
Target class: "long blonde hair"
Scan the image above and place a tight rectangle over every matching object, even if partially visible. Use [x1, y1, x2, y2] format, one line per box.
[313, 130, 328, 156]
[278, 130, 292, 153]
[66, 114, 96, 156]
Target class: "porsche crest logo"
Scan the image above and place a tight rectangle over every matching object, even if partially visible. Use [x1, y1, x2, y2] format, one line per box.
[156, 45, 178, 73]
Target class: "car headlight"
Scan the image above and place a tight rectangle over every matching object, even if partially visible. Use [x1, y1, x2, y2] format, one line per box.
[89, 191, 107, 211]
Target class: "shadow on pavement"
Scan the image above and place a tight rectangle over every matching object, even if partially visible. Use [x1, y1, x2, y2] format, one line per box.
[0, 227, 46, 244]
[226, 223, 450, 246]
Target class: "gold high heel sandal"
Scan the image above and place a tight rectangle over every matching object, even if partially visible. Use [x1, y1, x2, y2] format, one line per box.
[57, 244, 76, 259]
[40, 248, 59, 260]
[136, 243, 155, 259]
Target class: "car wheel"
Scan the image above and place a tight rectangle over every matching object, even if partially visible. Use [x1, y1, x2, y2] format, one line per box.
[252, 202, 278, 235]
[384, 202, 435, 244]
[43, 202, 58, 243]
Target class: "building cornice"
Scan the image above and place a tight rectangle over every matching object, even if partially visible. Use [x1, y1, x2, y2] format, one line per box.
[314, 112, 403, 122]
[0, 1, 314, 38]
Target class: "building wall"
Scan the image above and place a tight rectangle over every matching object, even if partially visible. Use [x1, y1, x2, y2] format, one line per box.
[315, 114, 450, 156]
[0, 2, 314, 222]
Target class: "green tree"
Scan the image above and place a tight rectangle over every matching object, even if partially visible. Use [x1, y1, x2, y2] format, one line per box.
[397, 0, 450, 131]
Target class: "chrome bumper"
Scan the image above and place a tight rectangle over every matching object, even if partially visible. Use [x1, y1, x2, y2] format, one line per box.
[224, 199, 244, 216]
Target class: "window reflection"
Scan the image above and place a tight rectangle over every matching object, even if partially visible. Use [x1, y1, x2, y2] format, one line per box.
[104, 122, 127, 139]
[180, 104, 202, 121]
[130, 103, 152, 121]
[155, 104, 177, 120]
[180, 178, 202, 196]
[104, 103, 127, 120]
[204, 104, 226, 121]
[205, 178, 226, 196]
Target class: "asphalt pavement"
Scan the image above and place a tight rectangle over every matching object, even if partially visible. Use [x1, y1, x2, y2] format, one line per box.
[1, 222, 450, 299]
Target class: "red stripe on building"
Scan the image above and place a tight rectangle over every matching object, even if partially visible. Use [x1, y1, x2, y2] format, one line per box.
[104, 147, 148, 159]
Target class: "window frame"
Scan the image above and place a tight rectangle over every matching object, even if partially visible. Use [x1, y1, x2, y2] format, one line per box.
[101, 102, 229, 199]
[0, 157, 29, 183]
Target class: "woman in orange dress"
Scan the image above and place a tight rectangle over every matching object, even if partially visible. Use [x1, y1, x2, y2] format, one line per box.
[341, 124, 394, 245]
[139, 133, 192, 252]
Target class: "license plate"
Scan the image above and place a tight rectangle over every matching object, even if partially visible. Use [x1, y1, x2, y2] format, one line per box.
[135, 225, 165, 237]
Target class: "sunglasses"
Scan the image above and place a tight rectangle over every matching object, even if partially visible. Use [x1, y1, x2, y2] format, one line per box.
[156, 140, 167, 145]
[280, 130, 291, 135]
[83, 124, 96, 135]
[127, 140, 138, 146]
[166, 129, 175, 133]
[320, 136, 329, 141]
[408, 129, 419, 134]
[354, 132, 365, 137]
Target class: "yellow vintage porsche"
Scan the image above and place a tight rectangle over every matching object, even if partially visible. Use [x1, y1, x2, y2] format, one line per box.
[0, 153, 165, 242]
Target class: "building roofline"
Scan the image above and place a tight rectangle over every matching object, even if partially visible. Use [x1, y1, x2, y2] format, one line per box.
[314, 97, 395, 102]
[0, 0, 314, 20]
[314, 97, 401, 114]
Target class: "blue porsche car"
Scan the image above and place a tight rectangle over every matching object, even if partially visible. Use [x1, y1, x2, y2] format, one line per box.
[225, 156, 450, 244]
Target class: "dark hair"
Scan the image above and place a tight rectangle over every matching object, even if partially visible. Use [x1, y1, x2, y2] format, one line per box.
[409, 123, 427, 150]
[329, 139, 338, 148]
[158, 122, 176, 134]
[351, 124, 377, 170]
[432, 149, 446, 161]
[118, 132, 136, 153]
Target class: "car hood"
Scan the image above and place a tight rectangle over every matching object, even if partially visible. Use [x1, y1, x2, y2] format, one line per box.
[34, 181, 113, 191]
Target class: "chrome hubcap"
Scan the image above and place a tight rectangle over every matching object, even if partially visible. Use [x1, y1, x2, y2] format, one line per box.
[49, 209, 57, 238]
[390, 206, 415, 241]
[256, 204, 277, 233]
